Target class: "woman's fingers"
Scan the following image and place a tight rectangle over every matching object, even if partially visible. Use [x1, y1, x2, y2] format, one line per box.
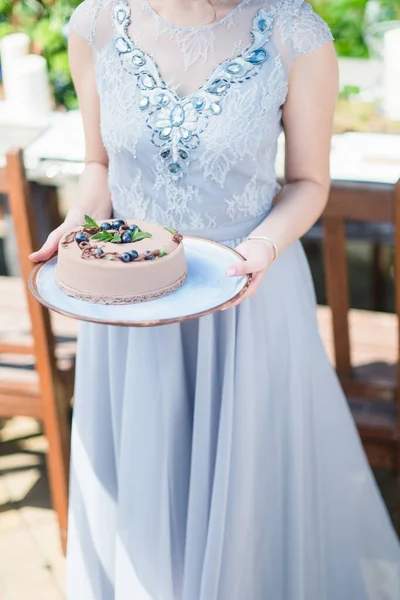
[29, 222, 72, 263]
[226, 261, 253, 277]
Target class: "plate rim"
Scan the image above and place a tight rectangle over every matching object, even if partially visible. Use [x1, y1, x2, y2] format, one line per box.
[28, 235, 252, 327]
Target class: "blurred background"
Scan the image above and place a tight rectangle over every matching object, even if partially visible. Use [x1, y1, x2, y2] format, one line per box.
[0, 1, 400, 599]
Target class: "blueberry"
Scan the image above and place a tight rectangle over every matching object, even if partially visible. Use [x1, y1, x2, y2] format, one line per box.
[143, 250, 152, 254]
[100, 222, 112, 230]
[121, 231, 133, 243]
[129, 224, 138, 232]
[75, 232, 89, 243]
[120, 253, 132, 263]
[128, 250, 139, 260]
[94, 248, 104, 256]
[144, 251, 154, 260]
[112, 219, 126, 229]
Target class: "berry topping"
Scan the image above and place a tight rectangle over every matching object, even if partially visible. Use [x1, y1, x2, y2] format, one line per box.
[144, 251, 154, 260]
[112, 219, 125, 229]
[128, 250, 139, 260]
[100, 222, 112, 230]
[75, 232, 89, 243]
[121, 231, 133, 243]
[129, 224, 138, 232]
[120, 253, 132, 262]
[94, 248, 104, 256]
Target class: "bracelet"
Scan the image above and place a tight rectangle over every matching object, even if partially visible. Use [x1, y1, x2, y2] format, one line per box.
[246, 236, 279, 262]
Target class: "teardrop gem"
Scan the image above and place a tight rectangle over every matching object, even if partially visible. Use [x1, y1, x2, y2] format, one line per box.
[226, 62, 242, 75]
[161, 149, 171, 159]
[141, 73, 156, 89]
[168, 162, 182, 175]
[115, 37, 131, 54]
[192, 96, 205, 110]
[207, 78, 229, 95]
[210, 103, 222, 115]
[132, 54, 146, 67]
[116, 9, 126, 23]
[170, 105, 185, 126]
[246, 48, 268, 65]
[179, 149, 189, 160]
[139, 97, 149, 110]
[159, 127, 172, 139]
[258, 18, 267, 32]
[180, 129, 192, 142]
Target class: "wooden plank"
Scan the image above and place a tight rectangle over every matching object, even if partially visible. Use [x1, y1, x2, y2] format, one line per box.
[324, 182, 394, 222]
[0, 167, 8, 194]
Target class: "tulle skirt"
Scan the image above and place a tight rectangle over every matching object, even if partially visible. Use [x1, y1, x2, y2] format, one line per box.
[66, 237, 400, 600]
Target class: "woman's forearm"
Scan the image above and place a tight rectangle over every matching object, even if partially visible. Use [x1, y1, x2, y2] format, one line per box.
[65, 161, 112, 225]
[250, 179, 330, 252]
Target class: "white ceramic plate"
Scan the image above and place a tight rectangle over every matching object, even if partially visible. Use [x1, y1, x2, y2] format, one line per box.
[29, 236, 250, 327]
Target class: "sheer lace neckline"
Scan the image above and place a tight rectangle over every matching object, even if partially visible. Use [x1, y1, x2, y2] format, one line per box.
[141, 0, 253, 32]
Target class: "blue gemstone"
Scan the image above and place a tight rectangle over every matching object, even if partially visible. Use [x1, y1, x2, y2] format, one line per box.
[179, 149, 188, 160]
[121, 231, 132, 243]
[116, 9, 126, 23]
[132, 54, 145, 67]
[180, 129, 192, 142]
[120, 253, 132, 263]
[246, 48, 268, 65]
[207, 78, 229, 95]
[141, 73, 156, 89]
[192, 96, 205, 110]
[160, 127, 172, 139]
[258, 18, 267, 32]
[170, 105, 185, 126]
[168, 162, 182, 175]
[115, 37, 130, 54]
[210, 102, 222, 115]
[226, 62, 241, 75]
[128, 250, 139, 260]
[128, 224, 138, 232]
[157, 93, 169, 106]
[161, 148, 171, 159]
[75, 232, 88, 243]
[100, 222, 112, 230]
[139, 97, 149, 110]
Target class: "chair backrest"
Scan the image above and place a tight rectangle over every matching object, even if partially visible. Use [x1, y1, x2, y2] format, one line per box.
[322, 179, 400, 402]
[0, 149, 61, 408]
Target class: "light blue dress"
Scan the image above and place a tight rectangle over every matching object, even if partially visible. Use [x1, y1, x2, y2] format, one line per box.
[67, 0, 400, 598]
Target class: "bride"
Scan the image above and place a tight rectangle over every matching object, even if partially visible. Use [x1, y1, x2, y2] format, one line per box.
[31, 0, 400, 597]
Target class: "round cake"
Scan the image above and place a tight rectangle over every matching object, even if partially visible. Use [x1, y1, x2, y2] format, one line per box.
[56, 217, 187, 304]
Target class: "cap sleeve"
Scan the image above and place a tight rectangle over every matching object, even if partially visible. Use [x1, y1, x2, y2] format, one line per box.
[68, 0, 99, 43]
[291, 1, 333, 57]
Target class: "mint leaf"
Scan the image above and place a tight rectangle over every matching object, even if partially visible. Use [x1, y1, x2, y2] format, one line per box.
[165, 226, 175, 235]
[111, 233, 121, 243]
[158, 248, 167, 257]
[132, 231, 152, 242]
[91, 231, 111, 242]
[84, 215, 99, 229]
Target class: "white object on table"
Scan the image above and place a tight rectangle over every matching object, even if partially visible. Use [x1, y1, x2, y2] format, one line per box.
[383, 27, 400, 121]
[0, 33, 30, 103]
[9, 55, 52, 125]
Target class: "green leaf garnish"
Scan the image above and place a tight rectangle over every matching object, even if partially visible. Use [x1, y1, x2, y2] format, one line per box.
[84, 215, 99, 229]
[103, 254, 116, 261]
[91, 231, 112, 242]
[132, 230, 152, 242]
[165, 225, 175, 235]
[158, 248, 167, 257]
[111, 233, 121, 243]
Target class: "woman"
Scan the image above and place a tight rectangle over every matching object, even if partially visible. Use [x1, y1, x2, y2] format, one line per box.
[31, 0, 400, 598]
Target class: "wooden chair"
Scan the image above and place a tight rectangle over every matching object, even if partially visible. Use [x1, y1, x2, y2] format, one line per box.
[320, 178, 400, 525]
[0, 149, 75, 553]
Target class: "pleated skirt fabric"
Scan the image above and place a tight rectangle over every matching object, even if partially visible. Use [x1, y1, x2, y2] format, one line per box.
[66, 239, 400, 600]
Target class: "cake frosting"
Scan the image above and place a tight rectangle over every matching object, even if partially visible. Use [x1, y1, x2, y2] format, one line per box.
[56, 217, 187, 304]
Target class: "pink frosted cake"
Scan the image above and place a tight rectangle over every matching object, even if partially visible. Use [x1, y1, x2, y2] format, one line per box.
[56, 217, 187, 304]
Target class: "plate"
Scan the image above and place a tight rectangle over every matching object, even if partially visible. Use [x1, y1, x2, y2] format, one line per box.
[28, 236, 250, 327]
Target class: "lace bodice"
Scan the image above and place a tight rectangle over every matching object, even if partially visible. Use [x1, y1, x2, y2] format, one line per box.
[69, 0, 332, 235]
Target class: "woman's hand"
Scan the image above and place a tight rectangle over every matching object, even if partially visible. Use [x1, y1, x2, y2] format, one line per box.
[29, 214, 82, 263]
[226, 239, 275, 306]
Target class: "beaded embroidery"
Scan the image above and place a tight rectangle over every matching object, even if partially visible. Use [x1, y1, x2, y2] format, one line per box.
[113, 1, 280, 178]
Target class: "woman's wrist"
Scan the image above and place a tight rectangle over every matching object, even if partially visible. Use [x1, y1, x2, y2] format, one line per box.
[245, 236, 279, 263]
